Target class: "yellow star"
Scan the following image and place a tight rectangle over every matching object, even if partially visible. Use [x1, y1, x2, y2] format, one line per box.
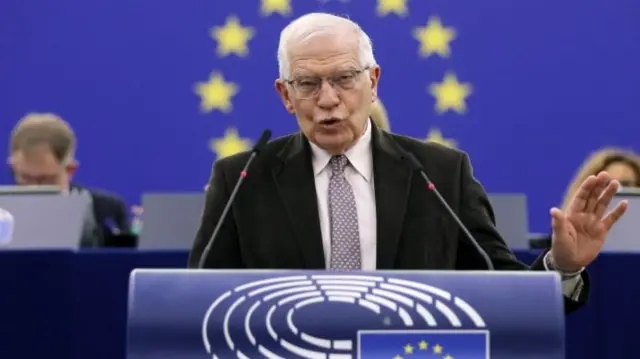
[210, 128, 252, 159]
[404, 344, 414, 354]
[425, 128, 457, 148]
[444, 355, 454, 359]
[433, 344, 443, 354]
[413, 17, 456, 58]
[377, 0, 408, 16]
[194, 72, 239, 113]
[418, 340, 428, 350]
[211, 16, 255, 57]
[261, 0, 292, 16]
[429, 72, 472, 114]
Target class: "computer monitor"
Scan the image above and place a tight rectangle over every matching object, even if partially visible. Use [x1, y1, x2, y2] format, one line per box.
[601, 191, 640, 252]
[0, 193, 91, 249]
[0, 185, 61, 195]
[139, 193, 205, 250]
[488, 194, 530, 250]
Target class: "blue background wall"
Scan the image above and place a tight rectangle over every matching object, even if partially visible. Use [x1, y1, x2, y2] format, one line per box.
[1, 0, 639, 232]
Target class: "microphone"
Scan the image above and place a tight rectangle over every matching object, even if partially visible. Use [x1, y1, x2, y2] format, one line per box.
[198, 129, 272, 268]
[398, 147, 495, 270]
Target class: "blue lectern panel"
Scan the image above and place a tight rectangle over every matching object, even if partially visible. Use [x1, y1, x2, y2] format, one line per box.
[128, 270, 564, 359]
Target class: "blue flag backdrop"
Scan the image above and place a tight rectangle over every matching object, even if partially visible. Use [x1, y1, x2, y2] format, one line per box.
[1, 0, 639, 232]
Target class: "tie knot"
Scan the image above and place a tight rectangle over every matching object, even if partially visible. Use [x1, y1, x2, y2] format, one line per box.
[330, 155, 349, 174]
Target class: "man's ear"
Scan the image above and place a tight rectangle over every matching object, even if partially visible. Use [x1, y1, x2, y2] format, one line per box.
[66, 159, 79, 176]
[275, 79, 296, 114]
[369, 65, 381, 102]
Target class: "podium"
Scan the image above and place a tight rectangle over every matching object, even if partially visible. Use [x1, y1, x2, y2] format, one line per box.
[128, 270, 565, 359]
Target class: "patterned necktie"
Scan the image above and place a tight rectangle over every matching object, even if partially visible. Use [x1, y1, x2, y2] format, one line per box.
[328, 155, 362, 270]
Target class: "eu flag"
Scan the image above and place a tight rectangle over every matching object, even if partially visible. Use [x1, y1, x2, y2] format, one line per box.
[359, 330, 488, 359]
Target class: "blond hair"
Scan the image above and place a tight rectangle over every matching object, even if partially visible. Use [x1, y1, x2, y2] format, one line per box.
[561, 147, 640, 210]
[10, 113, 76, 164]
[370, 100, 390, 131]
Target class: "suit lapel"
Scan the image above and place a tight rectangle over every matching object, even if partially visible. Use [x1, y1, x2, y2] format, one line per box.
[272, 134, 326, 269]
[372, 128, 413, 269]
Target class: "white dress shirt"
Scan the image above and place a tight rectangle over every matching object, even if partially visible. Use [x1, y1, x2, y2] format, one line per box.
[309, 119, 582, 299]
[310, 120, 377, 270]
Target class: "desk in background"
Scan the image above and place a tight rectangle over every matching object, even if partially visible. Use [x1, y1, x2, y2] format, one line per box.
[0, 249, 637, 358]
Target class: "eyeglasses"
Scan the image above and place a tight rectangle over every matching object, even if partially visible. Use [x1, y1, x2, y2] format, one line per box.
[285, 66, 370, 99]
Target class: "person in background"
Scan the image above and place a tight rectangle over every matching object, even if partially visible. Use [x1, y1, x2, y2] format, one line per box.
[561, 147, 640, 211]
[369, 99, 390, 131]
[8, 113, 130, 247]
[529, 147, 640, 249]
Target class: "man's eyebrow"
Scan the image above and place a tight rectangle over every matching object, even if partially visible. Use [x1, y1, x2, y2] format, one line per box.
[292, 68, 358, 78]
[291, 72, 315, 78]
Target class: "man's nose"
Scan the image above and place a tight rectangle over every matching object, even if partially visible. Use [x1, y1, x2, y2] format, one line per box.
[316, 81, 340, 109]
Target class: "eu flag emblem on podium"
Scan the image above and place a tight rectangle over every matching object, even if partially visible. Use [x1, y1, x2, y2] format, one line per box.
[359, 330, 488, 359]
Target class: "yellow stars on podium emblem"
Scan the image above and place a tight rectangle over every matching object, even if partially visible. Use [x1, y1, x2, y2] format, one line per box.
[393, 339, 454, 359]
[261, 0, 292, 17]
[429, 72, 472, 114]
[413, 17, 456, 58]
[212, 16, 255, 57]
[425, 128, 457, 148]
[377, 0, 408, 17]
[210, 128, 252, 159]
[195, 72, 238, 113]
[418, 340, 428, 350]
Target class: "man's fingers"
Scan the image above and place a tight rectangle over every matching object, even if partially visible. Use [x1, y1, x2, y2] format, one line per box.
[594, 180, 621, 218]
[550, 207, 565, 233]
[603, 200, 628, 230]
[569, 175, 598, 213]
[585, 172, 611, 212]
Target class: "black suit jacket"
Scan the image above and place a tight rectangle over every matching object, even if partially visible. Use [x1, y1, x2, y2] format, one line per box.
[71, 184, 130, 246]
[189, 125, 588, 313]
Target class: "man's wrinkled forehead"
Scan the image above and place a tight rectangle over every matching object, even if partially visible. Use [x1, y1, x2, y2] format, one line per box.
[288, 31, 360, 71]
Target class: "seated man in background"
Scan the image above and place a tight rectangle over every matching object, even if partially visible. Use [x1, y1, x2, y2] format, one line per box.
[7, 113, 130, 247]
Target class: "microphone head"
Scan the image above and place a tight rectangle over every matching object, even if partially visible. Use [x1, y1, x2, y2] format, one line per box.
[252, 129, 272, 154]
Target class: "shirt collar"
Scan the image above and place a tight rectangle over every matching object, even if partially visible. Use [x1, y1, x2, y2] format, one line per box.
[309, 119, 373, 182]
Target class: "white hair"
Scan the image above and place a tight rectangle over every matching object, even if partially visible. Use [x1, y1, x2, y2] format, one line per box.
[277, 12, 376, 79]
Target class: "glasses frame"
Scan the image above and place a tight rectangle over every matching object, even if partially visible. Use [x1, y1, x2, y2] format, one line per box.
[284, 66, 371, 99]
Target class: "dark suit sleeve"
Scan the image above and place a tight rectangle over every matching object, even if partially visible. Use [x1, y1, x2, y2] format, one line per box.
[187, 160, 242, 268]
[112, 197, 130, 233]
[456, 153, 588, 313]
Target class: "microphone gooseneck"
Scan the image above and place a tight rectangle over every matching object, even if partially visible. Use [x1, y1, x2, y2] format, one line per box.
[198, 129, 272, 268]
[398, 145, 495, 270]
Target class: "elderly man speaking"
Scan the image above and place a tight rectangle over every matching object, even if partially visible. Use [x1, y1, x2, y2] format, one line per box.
[188, 13, 627, 314]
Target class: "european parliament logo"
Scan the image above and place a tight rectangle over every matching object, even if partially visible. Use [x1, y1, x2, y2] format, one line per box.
[202, 274, 489, 358]
[0, 207, 14, 245]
